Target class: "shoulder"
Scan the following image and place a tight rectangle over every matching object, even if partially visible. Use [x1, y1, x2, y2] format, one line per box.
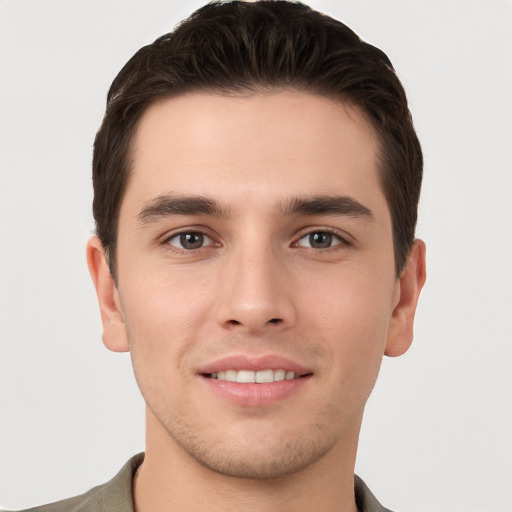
[5, 454, 144, 512]
[354, 474, 395, 512]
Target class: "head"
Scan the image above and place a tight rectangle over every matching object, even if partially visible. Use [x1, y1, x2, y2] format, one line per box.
[92, 0, 422, 281]
[87, 0, 426, 483]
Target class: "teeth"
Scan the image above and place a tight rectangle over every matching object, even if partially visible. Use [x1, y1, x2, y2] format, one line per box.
[255, 369, 273, 383]
[225, 369, 237, 381]
[211, 369, 299, 383]
[237, 370, 255, 383]
[274, 369, 285, 381]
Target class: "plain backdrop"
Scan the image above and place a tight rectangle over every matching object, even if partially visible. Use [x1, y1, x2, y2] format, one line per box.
[1, 1, 511, 511]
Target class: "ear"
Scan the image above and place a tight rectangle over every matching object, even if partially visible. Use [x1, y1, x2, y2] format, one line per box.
[385, 239, 426, 357]
[86, 236, 129, 352]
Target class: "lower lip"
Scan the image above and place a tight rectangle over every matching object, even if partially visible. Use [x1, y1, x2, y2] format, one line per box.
[201, 376, 311, 406]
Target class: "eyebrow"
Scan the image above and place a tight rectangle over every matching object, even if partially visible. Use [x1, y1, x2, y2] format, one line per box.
[137, 193, 374, 225]
[138, 194, 229, 224]
[280, 195, 375, 221]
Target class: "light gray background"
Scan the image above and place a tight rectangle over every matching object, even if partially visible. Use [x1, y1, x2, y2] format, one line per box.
[1, 1, 511, 511]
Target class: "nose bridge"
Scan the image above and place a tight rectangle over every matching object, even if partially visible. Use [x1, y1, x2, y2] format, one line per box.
[216, 236, 296, 333]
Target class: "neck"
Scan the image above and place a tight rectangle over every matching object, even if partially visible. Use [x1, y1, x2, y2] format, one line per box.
[133, 410, 361, 512]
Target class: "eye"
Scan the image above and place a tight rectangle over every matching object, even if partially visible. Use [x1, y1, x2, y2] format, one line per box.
[166, 231, 214, 250]
[295, 231, 345, 249]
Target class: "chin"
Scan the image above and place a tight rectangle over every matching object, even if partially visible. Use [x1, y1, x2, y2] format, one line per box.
[161, 412, 346, 480]
[188, 436, 337, 480]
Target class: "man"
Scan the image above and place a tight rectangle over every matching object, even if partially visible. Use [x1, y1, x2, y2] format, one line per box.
[15, 1, 426, 511]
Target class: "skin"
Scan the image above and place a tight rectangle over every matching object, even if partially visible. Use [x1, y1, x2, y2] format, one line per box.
[87, 90, 426, 512]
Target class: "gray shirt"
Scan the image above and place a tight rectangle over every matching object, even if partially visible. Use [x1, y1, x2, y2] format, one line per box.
[11, 453, 393, 512]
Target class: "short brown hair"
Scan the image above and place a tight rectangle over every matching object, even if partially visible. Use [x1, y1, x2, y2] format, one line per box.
[93, 0, 422, 279]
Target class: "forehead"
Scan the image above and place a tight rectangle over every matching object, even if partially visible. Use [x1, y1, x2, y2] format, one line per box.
[125, 90, 384, 217]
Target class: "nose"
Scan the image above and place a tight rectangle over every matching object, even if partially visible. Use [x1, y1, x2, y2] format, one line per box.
[215, 244, 297, 335]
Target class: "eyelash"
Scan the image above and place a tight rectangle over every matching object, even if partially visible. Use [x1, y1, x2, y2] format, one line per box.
[161, 228, 352, 253]
[293, 229, 352, 250]
[164, 230, 218, 251]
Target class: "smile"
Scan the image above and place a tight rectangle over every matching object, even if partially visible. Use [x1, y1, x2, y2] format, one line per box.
[208, 369, 300, 383]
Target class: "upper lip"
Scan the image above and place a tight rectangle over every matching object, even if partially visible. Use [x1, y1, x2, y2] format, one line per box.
[197, 354, 313, 376]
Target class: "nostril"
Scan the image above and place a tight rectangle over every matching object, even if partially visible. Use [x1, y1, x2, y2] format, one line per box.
[224, 317, 283, 329]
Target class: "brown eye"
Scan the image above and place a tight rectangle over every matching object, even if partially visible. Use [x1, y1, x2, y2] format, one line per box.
[167, 232, 212, 250]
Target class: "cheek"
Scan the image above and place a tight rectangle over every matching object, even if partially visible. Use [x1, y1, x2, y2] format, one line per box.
[120, 275, 209, 414]
[302, 268, 394, 373]
[124, 264, 212, 322]
[119, 270, 214, 368]
[304, 264, 394, 331]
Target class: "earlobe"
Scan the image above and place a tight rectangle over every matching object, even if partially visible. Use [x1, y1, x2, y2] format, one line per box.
[385, 239, 426, 357]
[86, 236, 129, 353]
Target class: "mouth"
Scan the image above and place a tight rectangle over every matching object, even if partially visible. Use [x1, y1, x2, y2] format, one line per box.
[204, 369, 307, 383]
[198, 355, 313, 406]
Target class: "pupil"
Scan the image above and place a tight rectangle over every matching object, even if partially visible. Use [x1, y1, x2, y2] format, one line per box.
[310, 232, 332, 248]
[180, 232, 203, 249]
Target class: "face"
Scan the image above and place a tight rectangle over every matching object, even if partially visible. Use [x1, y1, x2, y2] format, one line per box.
[89, 90, 424, 479]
